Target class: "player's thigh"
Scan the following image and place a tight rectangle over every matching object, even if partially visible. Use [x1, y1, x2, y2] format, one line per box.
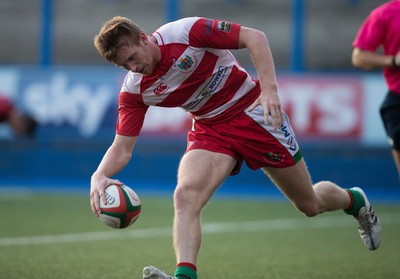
[177, 149, 236, 198]
[262, 158, 317, 205]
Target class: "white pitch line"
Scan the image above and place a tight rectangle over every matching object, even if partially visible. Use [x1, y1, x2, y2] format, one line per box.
[0, 213, 398, 247]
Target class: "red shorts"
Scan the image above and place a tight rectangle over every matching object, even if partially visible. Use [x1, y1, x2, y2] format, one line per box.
[186, 105, 302, 175]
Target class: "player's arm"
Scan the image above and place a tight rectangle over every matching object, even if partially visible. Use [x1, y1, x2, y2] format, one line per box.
[238, 26, 283, 129]
[90, 134, 138, 216]
[352, 47, 400, 70]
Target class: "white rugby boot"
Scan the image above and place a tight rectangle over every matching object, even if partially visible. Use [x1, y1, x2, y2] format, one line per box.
[143, 266, 177, 279]
[350, 187, 382, 250]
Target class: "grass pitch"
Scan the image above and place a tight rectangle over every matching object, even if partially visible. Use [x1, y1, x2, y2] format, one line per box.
[0, 193, 399, 279]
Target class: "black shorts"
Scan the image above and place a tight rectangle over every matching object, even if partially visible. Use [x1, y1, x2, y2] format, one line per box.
[380, 91, 400, 151]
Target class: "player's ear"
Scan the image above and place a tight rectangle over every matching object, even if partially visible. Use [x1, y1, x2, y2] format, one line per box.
[140, 32, 148, 45]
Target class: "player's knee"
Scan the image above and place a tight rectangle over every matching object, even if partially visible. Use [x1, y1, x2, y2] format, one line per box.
[296, 203, 320, 217]
[173, 185, 189, 209]
[173, 184, 202, 213]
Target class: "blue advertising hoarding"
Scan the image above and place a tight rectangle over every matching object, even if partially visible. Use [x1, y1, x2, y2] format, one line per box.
[0, 66, 398, 198]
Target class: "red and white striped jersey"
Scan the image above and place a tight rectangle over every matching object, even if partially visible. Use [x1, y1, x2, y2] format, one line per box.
[117, 17, 260, 136]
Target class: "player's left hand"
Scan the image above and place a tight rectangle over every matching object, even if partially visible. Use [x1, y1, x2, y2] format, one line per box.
[248, 88, 283, 130]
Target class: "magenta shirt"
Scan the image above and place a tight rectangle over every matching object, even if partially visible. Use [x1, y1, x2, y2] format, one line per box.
[353, 0, 400, 93]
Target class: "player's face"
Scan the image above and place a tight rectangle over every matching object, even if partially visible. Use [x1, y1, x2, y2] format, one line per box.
[115, 34, 158, 76]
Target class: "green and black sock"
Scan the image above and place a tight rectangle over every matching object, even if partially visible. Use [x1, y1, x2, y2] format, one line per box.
[174, 262, 197, 279]
[344, 189, 365, 217]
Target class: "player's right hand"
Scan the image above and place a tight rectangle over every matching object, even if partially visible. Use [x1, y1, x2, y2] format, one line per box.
[90, 173, 123, 216]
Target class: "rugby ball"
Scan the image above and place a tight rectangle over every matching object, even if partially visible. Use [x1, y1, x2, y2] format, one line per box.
[98, 184, 141, 229]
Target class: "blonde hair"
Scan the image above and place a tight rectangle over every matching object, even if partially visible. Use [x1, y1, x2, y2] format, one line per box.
[94, 16, 145, 63]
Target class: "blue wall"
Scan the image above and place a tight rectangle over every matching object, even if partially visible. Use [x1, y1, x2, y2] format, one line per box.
[0, 137, 398, 202]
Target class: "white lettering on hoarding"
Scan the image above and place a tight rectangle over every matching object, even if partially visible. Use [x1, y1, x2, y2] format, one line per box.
[23, 73, 114, 137]
[280, 84, 315, 133]
[279, 78, 362, 139]
[316, 86, 358, 134]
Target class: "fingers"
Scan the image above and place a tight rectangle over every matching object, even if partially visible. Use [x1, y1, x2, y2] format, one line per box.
[90, 178, 123, 216]
[261, 98, 282, 129]
[90, 190, 101, 216]
[268, 104, 283, 129]
[247, 99, 260, 112]
[248, 97, 282, 129]
[250, 89, 283, 129]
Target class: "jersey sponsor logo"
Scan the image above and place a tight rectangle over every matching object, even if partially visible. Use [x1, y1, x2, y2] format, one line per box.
[153, 83, 169, 96]
[182, 66, 228, 110]
[176, 55, 196, 73]
[217, 21, 231, 32]
[199, 65, 227, 96]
